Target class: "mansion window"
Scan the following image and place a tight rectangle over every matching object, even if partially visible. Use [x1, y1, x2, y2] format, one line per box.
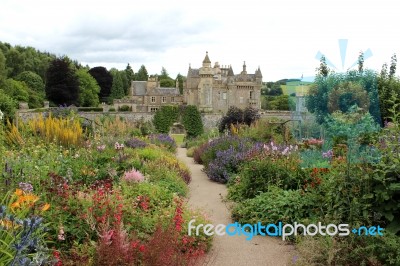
[171, 97, 175, 102]
[150, 107, 158, 112]
[250, 91, 254, 99]
[162, 96, 167, 103]
[151, 96, 156, 103]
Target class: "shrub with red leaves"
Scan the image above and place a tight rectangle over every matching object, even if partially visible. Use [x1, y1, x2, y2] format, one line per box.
[193, 142, 209, 164]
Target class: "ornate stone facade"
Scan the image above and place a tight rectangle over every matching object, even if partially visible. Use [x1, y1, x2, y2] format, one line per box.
[113, 76, 183, 112]
[184, 52, 262, 113]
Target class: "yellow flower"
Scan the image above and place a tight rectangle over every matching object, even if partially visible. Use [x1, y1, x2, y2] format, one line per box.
[0, 219, 18, 230]
[41, 203, 51, 212]
[23, 194, 39, 203]
[11, 201, 20, 209]
[15, 189, 23, 196]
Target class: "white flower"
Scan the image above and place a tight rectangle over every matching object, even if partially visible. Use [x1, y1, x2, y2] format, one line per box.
[0, 109, 3, 121]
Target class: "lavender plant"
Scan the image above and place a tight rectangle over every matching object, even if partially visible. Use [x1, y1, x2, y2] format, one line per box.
[148, 134, 177, 152]
[125, 138, 147, 149]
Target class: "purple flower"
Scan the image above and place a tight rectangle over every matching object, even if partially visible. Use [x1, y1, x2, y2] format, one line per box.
[125, 138, 147, 149]
[322, 149, 333, 159]
[19, 182, 33, 193]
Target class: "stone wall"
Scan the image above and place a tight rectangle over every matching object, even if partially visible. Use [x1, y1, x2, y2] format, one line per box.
[17, 110, 312, 130]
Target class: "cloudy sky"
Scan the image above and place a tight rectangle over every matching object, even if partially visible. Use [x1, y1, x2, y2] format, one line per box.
[0, 0, 399, 81]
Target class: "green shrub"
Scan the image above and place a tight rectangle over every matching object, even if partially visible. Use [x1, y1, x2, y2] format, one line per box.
[231, 186, 317, 225]
[182, 105, 203, 138]
[228, 157, 303, 201]
[109, 107, 116, 112]
[153, 105, 179, 133]
[77, 107, 103, 112]
[118, 105, 131, 112]
[294, 232, 400, 266]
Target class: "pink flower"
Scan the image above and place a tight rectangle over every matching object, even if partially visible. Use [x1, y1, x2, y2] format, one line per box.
[97, 144, 106, 152]
[121, 168, 144, 183]
[114, 142, 124, 150]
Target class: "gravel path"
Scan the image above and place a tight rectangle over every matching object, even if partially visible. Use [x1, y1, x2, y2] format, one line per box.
[177, 148, 295, 266]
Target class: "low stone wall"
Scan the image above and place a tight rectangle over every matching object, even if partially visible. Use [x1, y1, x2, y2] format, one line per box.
[17, 110, 312, 130]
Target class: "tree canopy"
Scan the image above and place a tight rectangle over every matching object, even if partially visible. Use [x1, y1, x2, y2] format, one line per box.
[76, 68, 100, 107]
[45, 57, 80, 106]
[89, 66, 113, 103]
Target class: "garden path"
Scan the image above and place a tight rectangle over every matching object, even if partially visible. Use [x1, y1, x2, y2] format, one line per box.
[177, 148, 295, 266]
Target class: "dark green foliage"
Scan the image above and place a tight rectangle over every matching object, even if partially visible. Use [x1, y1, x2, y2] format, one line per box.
[118, 105, 132, 112]
[153, 106, 179, 133]
[3, 78, 29, 103]
[176, 74, 184, 94]
[232, 187, 316, 225]
[266, 83, 283, 96]
[389, 54, 397, 79]
[228, 158, 302, 201]
[182, 105, 203, 138]
[358, 51, 364, 73]
[262, 95, 295, 110]
[110, 71, 125, 101]
[15, 71, 45, 94]
[136, 65, 148, 81]
[0, 89, 17, 120]
[378, 57, 400, 123]
[45, 57, 79, 106]
[306, 70, 381, 124]
[0, 50, 7, 83]
[218, 106, 259, 132]
[124, 63, 134, 94]
[76, 68, 100, 107]
[317, 55, 329, 77]
[159, 78, 175, 87]
[88, 66, 113, 103]
[77, 107, 103, 112]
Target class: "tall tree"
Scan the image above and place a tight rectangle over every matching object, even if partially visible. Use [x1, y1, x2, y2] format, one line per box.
[88, 66, 113, 103]
[389, 54, 397, 79]
[316, 55, 329, 77]
[125, 63, 134, 82]
[76, 68, 100, 107]
[357, 51, 364, 73]
[45, 57, 79, 106]
[0, 50, 6, 84]
[5, 48, 25, 77]
[124, 63, 134, 94]
[176, 73, 184, 94]
[110, 71, 125, 101]
[136, 65, 148, 81]
[160, 67, 169, 79]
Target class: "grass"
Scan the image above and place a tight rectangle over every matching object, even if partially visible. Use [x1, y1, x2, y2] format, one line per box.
[170, 134, 185, 146]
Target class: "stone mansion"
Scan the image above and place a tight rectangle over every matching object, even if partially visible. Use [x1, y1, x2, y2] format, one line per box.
[113, 52, 262, 113]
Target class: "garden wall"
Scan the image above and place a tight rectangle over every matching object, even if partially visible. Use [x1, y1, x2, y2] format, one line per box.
[17, 110, 311, 130]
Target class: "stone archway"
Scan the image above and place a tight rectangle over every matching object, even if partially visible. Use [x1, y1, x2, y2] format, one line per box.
[169, 122, 186, 134]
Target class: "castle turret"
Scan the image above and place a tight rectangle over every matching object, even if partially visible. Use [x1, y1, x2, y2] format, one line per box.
[241, 61, 247, 75]
[202, 51, 211, 68]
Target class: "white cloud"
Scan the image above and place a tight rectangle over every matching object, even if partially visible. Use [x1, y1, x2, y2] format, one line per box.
[0, 0, 399, 80]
